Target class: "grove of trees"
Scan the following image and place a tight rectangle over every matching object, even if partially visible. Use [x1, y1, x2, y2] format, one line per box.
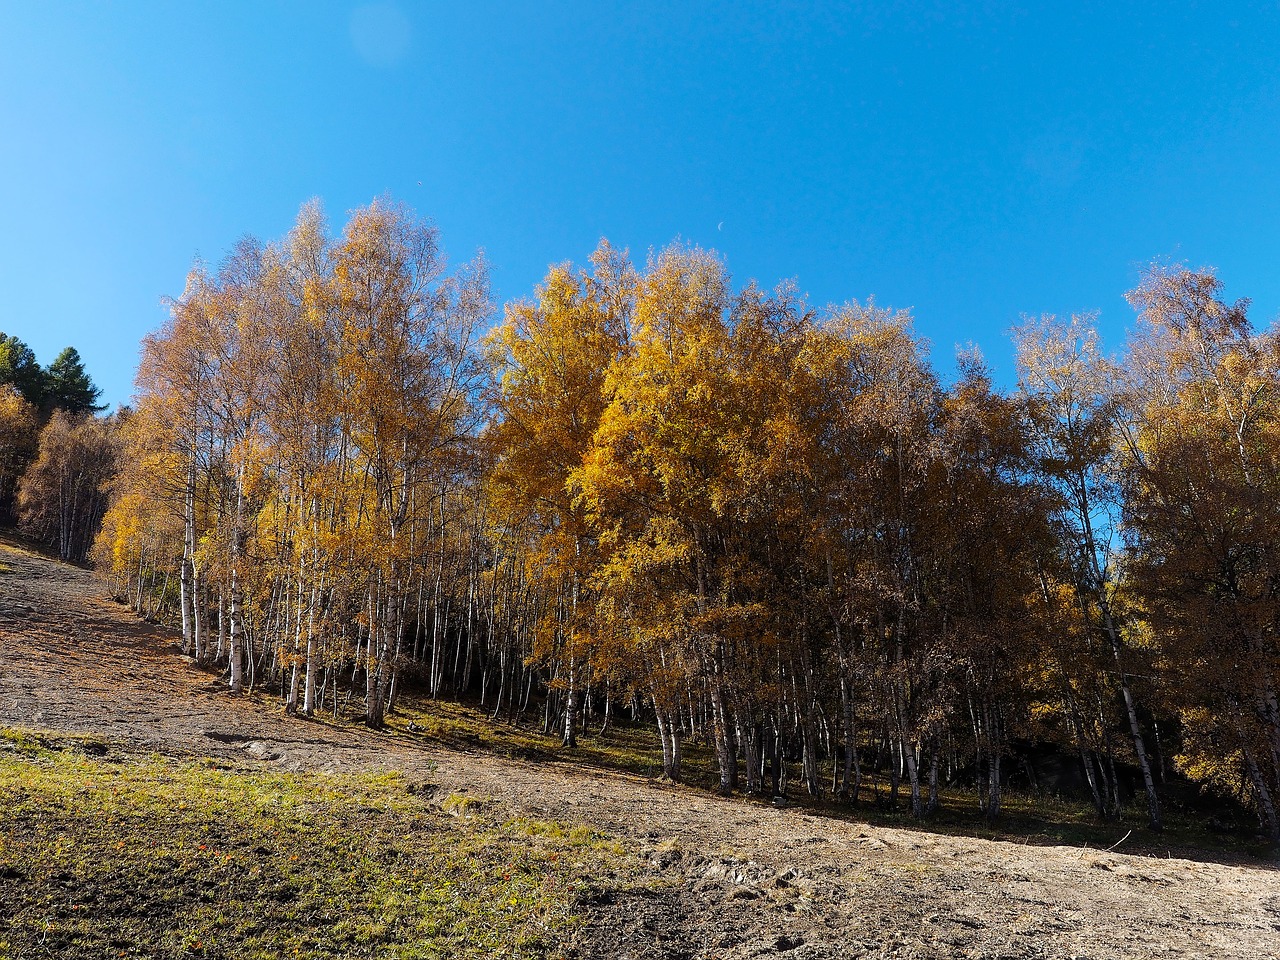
[57, 198, 1280, 840]
[0, 334, 111, 559]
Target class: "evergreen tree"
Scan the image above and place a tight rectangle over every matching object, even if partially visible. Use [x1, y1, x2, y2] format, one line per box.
[0, 334, 46, 406]
[44, 346, 104, 415]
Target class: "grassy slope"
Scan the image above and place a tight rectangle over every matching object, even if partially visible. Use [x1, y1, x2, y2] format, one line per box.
[0, 729, 637, 960]
[0, 712, 1270, 960]
[380, 696, 1273, 861]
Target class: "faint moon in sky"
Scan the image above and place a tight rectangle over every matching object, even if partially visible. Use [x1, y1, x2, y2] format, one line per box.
[350, 3, 411, 67]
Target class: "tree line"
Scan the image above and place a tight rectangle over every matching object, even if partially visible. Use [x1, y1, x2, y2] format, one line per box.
[0, 337, 112, 560]
[58, 199, 1280, 839]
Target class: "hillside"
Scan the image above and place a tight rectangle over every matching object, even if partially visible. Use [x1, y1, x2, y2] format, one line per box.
[1, 537, 1277, 959]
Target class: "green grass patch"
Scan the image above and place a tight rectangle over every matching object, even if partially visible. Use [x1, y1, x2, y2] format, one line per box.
[0, 730, 637, 959]
[0, 727, 108, 758]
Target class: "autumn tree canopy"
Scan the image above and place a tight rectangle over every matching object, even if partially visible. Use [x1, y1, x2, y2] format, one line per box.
[82, 200, 1280, 840]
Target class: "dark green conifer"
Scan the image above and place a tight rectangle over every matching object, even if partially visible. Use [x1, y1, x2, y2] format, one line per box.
[0, 334, 46, 406]
[43, 347, 104, 415]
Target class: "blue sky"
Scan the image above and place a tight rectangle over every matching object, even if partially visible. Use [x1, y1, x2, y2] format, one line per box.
[2, 1, 1279, 409]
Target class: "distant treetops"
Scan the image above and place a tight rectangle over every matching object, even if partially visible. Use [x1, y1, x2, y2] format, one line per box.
[0, 335, 104, 416]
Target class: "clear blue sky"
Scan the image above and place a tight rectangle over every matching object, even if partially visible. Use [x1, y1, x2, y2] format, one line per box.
[3, 1, 1279, 409]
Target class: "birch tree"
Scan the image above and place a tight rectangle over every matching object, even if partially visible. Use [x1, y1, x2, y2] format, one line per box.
[1121, 266, 1280, 840]
[1015, 313, 1163, 829]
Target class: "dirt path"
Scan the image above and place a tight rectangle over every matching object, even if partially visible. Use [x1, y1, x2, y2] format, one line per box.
[1, 538, 1277, 959]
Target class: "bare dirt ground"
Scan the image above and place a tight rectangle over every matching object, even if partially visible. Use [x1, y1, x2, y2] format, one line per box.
[1, 537, 1277, 959]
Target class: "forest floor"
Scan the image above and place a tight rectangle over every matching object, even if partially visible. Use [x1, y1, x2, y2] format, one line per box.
[0, 535, 1278, 959]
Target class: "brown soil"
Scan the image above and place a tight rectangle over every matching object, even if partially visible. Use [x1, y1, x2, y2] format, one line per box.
[1, 537, 1277, 959]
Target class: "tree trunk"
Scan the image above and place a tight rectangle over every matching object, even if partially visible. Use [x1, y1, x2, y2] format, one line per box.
[228, 566, 243, 694]
[740, 709, 762, 795]
[654, 700, 683, 782]
[179, 463, 196, 655]
[302, 581, 320, 717]
[191, 567, 204, 662]
[709, 677, 736, 793]
[1239, 722, 1280, 843]
[562, 656, 579, 748]
[1102, 599, 1162, 830]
